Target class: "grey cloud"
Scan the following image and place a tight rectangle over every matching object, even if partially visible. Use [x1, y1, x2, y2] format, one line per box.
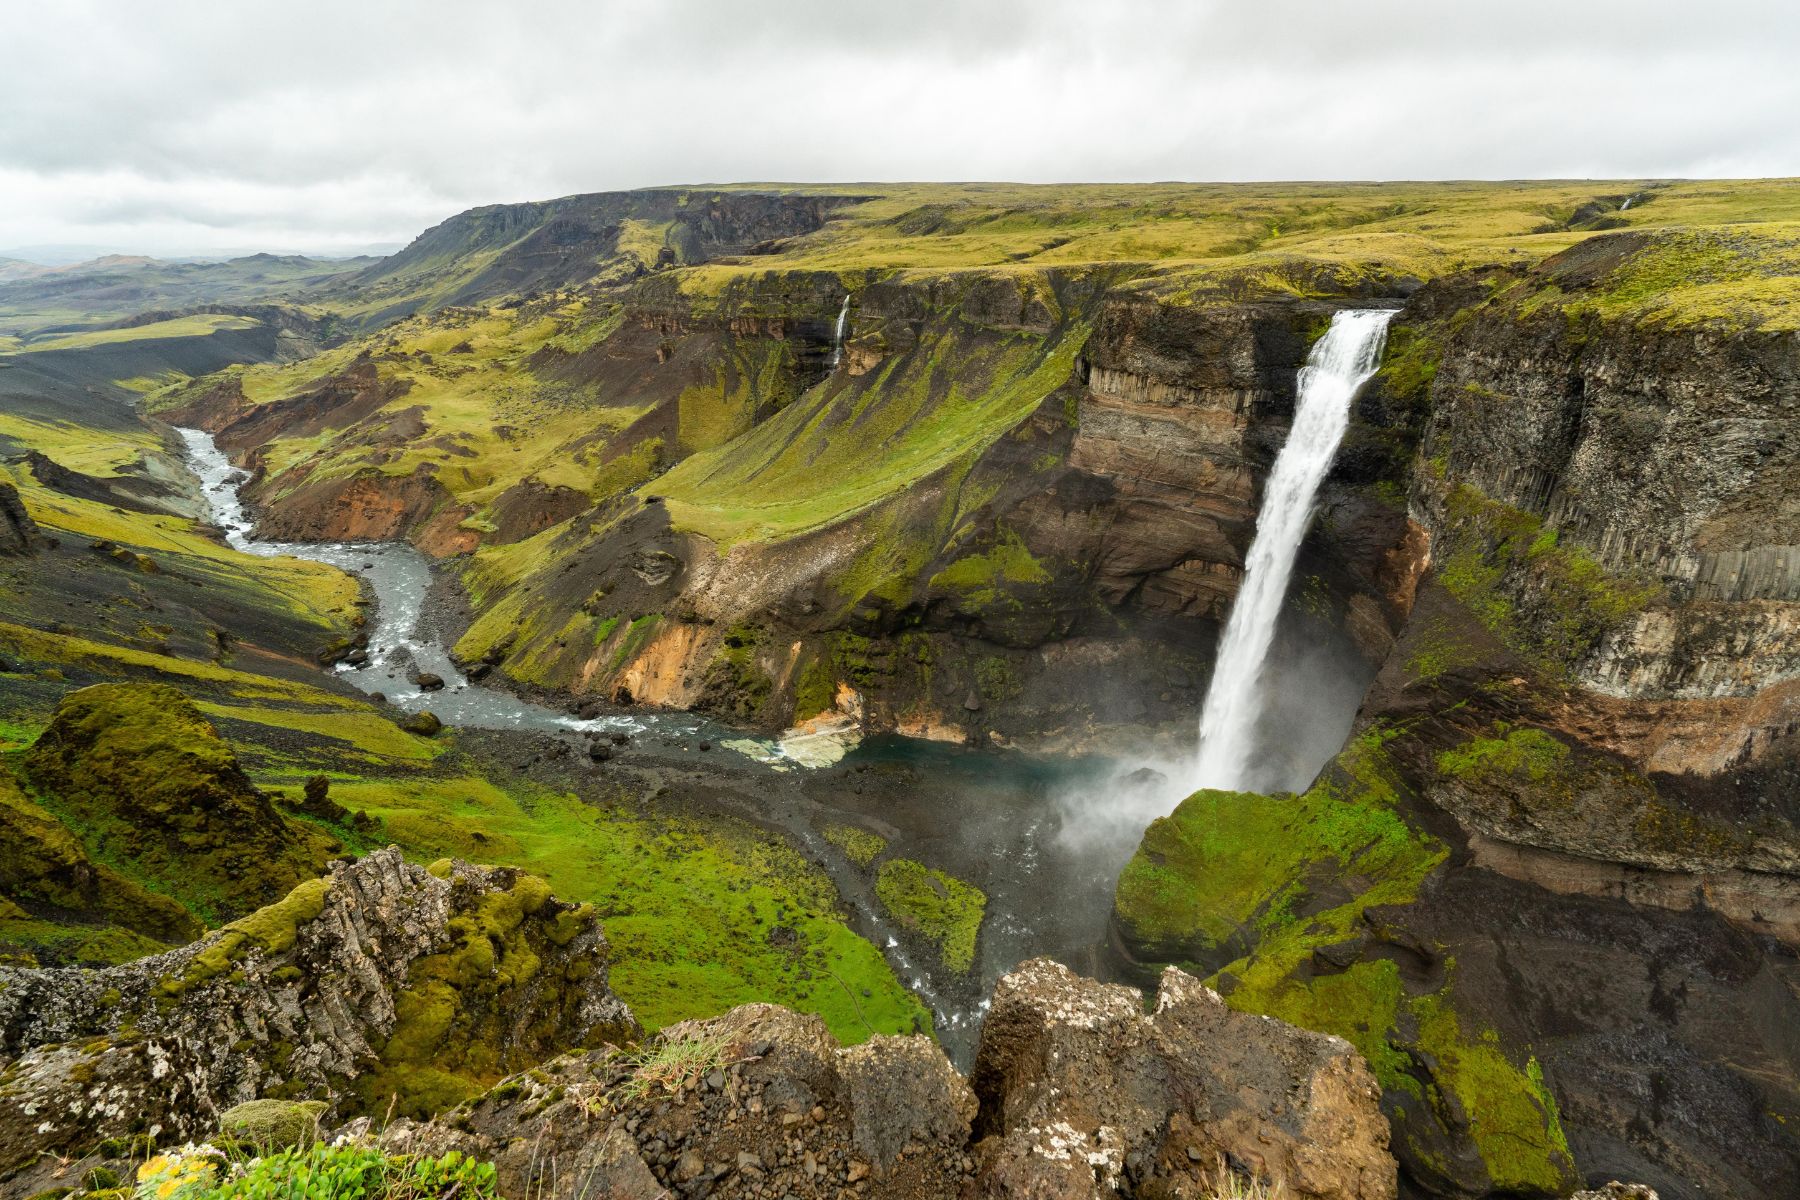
[0, 0, 1795, 256]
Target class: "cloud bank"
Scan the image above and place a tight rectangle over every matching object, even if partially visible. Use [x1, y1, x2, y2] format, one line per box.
[3, 0, 1795, 256]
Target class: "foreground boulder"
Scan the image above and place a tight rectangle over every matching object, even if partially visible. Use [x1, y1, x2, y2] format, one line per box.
[0, 848, 638, 1177]
[367, 958, 1393, 1200]
[378, 1001, 978, 1200]
[971, 959, 1395, 1200]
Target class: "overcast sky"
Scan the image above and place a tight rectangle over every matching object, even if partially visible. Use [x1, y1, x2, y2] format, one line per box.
[3, 0, 1797, 259]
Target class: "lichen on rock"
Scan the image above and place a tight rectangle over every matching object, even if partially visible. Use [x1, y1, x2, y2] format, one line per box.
[0, 848, 638, 1165]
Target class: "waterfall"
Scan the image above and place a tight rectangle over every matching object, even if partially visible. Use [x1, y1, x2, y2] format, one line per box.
[1620, 195, 1634, 211]
[830, 295, 850, 368]
[1190, 308, 1396, 792]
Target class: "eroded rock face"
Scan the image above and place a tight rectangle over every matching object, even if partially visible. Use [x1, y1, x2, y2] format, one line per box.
[970, 959, 1395, 1200]
[0, 848, 638, 1173]
[368, 959, 1393, 1200]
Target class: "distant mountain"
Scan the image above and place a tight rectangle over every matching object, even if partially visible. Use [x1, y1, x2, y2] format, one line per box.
[0, 252, 378, 338]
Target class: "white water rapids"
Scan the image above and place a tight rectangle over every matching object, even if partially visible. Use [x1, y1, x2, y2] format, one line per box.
[1190, 308, 1396, 792]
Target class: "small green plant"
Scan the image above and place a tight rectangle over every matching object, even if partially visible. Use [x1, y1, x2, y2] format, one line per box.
[134, 1143, 498, 1200]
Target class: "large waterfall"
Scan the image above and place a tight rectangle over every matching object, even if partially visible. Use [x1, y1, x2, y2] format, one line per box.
[1191, 308, 1396, 792]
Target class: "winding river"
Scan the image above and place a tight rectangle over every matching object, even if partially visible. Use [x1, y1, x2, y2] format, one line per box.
[178, 427, 749, 745]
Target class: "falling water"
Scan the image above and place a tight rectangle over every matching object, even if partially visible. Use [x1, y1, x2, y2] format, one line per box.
[829, 294, 850, 368]
[1190, 308, 1396, 792]
[1620, 195, 1634, 211]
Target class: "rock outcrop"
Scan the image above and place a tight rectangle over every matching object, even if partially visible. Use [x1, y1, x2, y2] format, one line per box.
[0, 848, 638, 1177]
[365, 959, 1392, 1200]
[0, 481, 44, 555]
[971, 959, 1396, 1200]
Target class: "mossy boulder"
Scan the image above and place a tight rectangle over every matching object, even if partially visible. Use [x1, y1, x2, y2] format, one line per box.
[21, 683, 339, 923]
[216, 1098, 326, 1150]
[874, 858, 985, 975]
[0, 849, 640, 1168]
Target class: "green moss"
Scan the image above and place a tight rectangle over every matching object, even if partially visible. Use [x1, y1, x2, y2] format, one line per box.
[792, 652, 838, 722]
[19, 683, 338, 925]
[326, 772, 928, 1045]
[1411, 990, 1576, 1193]
[874, 858, 985, 974]
[823, 824, 886, 869]
[1436, 727, 1569, 785]
[1434, 483, 1661, 675]
[928, 524, 1052, 607]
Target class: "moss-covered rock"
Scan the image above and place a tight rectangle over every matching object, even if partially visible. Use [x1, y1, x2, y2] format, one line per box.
[874, 858, 985, 975]
[0, 849, 640, 1166]
[21, 683, 339, 923]
[1112, 728, 1579, 1196]
[216, 1098, 326, 1150]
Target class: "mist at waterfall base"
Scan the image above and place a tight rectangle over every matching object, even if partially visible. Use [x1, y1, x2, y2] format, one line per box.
[1052, 308, 1396, 866]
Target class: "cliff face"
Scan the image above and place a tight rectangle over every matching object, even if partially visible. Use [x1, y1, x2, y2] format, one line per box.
[1113, 249, 1800, 1200]
[1408, 241, 1799, 772]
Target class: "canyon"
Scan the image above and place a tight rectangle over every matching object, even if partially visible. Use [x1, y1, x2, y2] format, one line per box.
[1, 181, 1796, 1200]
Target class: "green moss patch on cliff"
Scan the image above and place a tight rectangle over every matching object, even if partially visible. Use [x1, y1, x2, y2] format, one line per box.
[1433, 483, 1661, 675]
[928, 524, 1052, 608]
[657, 316, 1086, 545]
[1114, 729, 1445, 966]
[874, 858, 986, 974]
[0, 764, 201, 949]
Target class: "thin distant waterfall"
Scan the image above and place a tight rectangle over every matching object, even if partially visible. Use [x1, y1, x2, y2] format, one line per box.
[830, 295, 850, 368]
[1190, 308, 1396, 792]
[1620, 195, 1634, 211]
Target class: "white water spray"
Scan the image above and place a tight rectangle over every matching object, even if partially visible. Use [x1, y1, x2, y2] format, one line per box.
[830, 295, 850, 368]
[1191, 308, 1396, 792]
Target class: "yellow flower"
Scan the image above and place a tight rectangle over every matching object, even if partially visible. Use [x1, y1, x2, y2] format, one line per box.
[155, 1181, 179, 1199]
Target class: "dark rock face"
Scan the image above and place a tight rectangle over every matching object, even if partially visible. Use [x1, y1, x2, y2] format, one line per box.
[0, 481, 43, 555]
[367, 959, 1392, 1200]
[0, 849, 638, 1176]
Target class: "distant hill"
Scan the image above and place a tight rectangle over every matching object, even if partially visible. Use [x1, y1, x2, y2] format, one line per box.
[0, 253, 377, 339]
